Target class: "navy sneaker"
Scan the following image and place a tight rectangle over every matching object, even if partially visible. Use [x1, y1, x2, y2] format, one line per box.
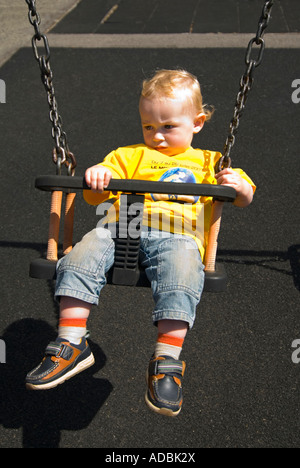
[26, 337, 95, 390]
[145, 355, 186, 417]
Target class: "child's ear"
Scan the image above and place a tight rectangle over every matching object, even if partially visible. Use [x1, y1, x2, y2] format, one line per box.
[193, 113, 206, 134]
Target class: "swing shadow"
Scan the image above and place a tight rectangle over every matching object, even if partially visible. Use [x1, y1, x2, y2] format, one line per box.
[0, 240, 299, 292]
[0, 241, 299, 447]
[217, 245, 300, 292]
[0, 318, 113, 448]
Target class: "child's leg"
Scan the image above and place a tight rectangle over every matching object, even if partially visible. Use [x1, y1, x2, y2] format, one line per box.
[141, 231, 205, 416]
[146, 316, 191, 416]
[157, 319, 188, 339]
[58, 297, 91, 344]
[155, 319, 188, 360]
[26, 227, 115, 390]
[26, 293, 94, 390]
[53, 227, 115, 346]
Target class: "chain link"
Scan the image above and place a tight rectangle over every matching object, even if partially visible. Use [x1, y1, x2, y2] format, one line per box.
[219, 0, 274, 172]
[26, 0, 273, 176]
[25, 0, 76, 175]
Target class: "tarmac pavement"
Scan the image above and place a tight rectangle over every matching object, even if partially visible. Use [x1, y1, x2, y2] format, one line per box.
[0, 0, 300, 449]
[0, 0, 80, 67]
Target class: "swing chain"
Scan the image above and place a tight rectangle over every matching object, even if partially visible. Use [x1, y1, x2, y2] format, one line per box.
[219, 0, 274, 172]
[25, 0, 76, 176]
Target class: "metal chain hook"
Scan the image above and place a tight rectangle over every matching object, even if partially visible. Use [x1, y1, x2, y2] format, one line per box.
[25, 0, 76, 175]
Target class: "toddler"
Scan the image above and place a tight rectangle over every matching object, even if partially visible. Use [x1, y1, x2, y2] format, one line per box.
[26, 69, 255, 417]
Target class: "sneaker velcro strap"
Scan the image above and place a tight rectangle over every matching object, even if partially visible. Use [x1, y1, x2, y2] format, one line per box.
[45, 342, 73, 360]
[150, 359, 185, 377]
[45, 342, 63, 357]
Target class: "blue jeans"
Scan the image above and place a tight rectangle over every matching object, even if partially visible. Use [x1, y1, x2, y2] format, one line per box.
[55, 227, 205, 329]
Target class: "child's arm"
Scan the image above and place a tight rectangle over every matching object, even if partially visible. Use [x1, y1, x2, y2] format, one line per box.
[215, 168, 254, 208]
[85, 165, 113, 193]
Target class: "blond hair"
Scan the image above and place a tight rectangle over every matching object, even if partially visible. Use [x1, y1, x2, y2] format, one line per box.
[140, 69, 214, 121]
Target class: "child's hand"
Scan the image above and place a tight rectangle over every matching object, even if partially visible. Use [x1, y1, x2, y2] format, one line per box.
[215, 168, 244, 192]
[215, 168, 253, 207]
[85, 165, 113, 192]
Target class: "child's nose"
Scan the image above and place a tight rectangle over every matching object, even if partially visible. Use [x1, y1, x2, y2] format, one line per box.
[153, 131, 164, 141]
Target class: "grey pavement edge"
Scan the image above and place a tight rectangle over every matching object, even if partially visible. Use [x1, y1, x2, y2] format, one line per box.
[1, 1, 300, 69]
[0, 0, 80, 67]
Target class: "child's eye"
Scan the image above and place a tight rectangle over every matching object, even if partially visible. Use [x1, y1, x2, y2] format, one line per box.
[144, 125, 153, 131]
[164, 125, 175, 129]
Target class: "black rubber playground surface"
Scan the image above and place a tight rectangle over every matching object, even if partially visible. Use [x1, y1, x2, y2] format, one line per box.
[0, 0, 300, 449]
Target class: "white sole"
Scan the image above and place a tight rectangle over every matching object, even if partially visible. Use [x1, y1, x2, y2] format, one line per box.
[26, 353, 95, 391]
[144, 391, 181, 417]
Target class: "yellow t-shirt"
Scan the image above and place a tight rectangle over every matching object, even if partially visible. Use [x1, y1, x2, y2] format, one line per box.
[83, 144, 255, 260]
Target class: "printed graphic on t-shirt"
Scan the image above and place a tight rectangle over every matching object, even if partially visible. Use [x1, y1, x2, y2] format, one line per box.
[150, 167, 199, 203]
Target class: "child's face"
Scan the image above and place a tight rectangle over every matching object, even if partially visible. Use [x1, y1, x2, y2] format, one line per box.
[139, 96, 205, 156]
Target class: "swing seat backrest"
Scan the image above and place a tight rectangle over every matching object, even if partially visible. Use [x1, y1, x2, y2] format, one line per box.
[106, 193, 228, 292]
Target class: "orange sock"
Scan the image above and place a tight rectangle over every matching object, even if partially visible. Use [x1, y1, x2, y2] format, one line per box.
[59, 318, 87, 328]
[154, 333, 184, 360]
[58, 317, 87, 345]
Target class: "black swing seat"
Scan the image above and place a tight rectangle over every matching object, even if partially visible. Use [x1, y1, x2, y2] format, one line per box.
[29, 175, 236, 292]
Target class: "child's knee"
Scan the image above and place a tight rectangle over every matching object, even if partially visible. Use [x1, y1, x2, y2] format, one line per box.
[156, 236, 204, 297]
[57, 228, 115, 275]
